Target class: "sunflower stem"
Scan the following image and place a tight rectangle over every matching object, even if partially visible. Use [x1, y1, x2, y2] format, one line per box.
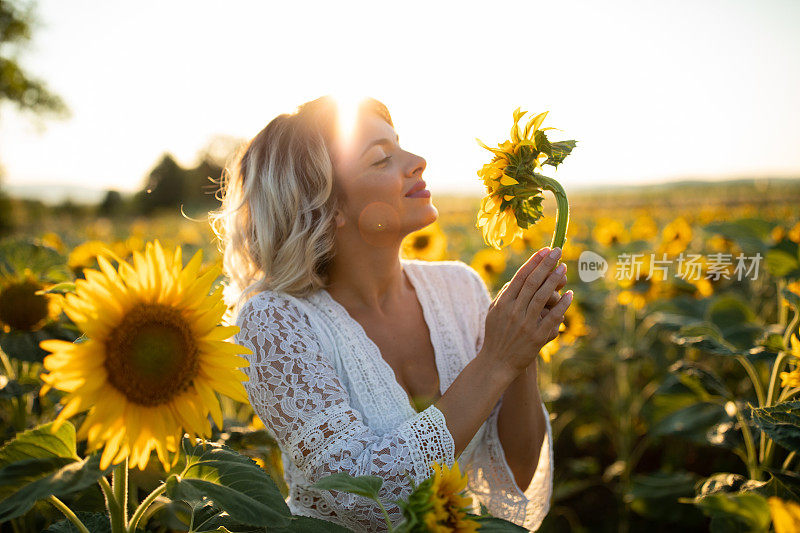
[111, 458, 129, 533]
[99, 475, 122, 527]
[128, 482, 168, 532]
[534, 175, 569, 250]
[0, 346, 16, 379]
[373, 497, 395, 532]
[47, 495, 91, 533]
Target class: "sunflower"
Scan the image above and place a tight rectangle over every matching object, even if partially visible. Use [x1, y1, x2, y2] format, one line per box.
[470, 248, 507, 287]
[402, 221, 448, 261]
[476, 195, 524, 250]
[779, 335, 800, 389]
[475, 108, 576, 251]
[789, 222, 800, 244]
[39, 240, 251, 472]
[769, 496, 800, 533]
[592, 217, 630, 247]
[658, 217, 693, 256]
[423, 462, 479, 533]
[558, 304, 589, 345]
[539, 338, 560, 364]
[0, 272, 62, 333]
[67, 240, 126, 275]
[630, 215, 659, 242]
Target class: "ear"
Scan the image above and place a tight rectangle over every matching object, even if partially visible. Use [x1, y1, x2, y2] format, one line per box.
[334, 208, 346, 228]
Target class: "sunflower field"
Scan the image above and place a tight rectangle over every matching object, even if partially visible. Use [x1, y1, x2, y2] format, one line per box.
[1, 177, 800, 532]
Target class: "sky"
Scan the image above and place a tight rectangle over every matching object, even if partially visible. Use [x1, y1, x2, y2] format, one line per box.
[1, 0, 799, 199]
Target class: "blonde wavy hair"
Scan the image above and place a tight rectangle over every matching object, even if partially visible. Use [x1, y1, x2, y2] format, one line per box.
[209, 95, 394, 311]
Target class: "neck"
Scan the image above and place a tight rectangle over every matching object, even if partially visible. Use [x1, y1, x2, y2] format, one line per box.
[324, 227, 410, 315]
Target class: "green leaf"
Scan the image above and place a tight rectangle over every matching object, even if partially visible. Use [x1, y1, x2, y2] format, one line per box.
[312, 472, 384, 500]
[0, 453, 114, 521]
[0, 377, 39, 399]
[630, 471, 698, 500]
[472, 514, 528, 531]
[542, 140, 577, 169]
[651, 402, 729, 442]
[749, 401, 800, 454]
[670, 323, 739, 356]
[0, 239, 71, 281]
[668, 360, 732, 401]
[43, 511, 111, 533]
[0, 329, 51, 363]
[689, 492, 771, 532]
[703, 219, 771, 254]
[705, 295, 755, 331]
[781, 288, 800, 316]
[274, 516, 354, 532]
[0, 421, 78, 469]
[40, 282, 76, 294]
[765, 249, 799, 277]
[697, 473, 748, 496]
[167, 437, 291, 528]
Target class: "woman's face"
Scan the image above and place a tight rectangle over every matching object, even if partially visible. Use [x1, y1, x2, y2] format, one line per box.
[331, 113, 437, 247]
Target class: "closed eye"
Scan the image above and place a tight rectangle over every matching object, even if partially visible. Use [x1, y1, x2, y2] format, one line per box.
[373, 156, 392, 167]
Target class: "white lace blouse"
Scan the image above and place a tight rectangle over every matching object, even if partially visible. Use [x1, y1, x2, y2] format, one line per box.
[234, 258, 553, 532]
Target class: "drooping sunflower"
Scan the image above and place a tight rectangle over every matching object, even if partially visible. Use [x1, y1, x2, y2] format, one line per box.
[39, 240, 251, 472]
[475, 108, 576, 251]
[0, 271, 62, 333]
[401, 221, 448, 261]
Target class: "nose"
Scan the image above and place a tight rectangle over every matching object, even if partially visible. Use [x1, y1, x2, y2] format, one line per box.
[407, 152, 426, 177]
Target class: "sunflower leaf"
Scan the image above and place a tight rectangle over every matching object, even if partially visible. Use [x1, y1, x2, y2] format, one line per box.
[749, 401, 800, 454]
[168, 437, 291, 528]
[312, 472, 384, 500]
[471, 514, 529, 531]
[0, 453, 113, 521]
[543, 140, 578, 169]
[0, 420, 77, 468]
[43, 512, 111, 533]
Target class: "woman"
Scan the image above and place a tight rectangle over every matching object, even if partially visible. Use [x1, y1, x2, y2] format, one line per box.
[210, 95, 572, 531]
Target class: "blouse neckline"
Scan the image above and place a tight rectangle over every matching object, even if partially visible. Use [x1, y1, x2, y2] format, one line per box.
[314, 258, 445, 415]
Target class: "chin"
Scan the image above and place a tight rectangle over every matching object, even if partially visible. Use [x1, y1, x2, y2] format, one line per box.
[413, 206, 439, 232]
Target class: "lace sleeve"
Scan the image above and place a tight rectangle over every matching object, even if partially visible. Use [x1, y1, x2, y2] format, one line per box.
[235, 291, 455, 531]
[461, 266, 555, 531]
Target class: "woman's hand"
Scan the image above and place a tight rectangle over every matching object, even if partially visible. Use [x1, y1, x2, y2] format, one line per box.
[480, 247, 573, 378]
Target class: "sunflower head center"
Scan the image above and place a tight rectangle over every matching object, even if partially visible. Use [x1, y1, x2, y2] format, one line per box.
[413, 235, 430, 250]
[105, 303, 198, 406]
[0, 280, 49, 331]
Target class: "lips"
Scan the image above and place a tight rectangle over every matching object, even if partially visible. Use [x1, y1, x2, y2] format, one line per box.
[405, 180, 427, 197]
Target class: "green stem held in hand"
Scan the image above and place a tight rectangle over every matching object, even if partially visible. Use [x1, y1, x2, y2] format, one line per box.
[536, 175, 570, 250]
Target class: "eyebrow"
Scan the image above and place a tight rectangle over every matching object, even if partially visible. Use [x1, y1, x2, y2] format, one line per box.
[360, 133, 400, 159]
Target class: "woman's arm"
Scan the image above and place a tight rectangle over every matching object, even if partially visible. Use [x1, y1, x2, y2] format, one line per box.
[496, 362, 547, 490]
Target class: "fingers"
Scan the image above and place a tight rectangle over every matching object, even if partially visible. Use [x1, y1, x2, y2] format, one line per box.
[540, 290, 573, 333]
[514, 248, 563, 315]
[497, 247, 551, 306]
[545, 272, 567, 308]
[524, 262, 566, 320]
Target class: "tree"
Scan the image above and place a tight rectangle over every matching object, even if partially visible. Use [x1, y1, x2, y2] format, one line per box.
[0, 0, 69, 120]
[1, 0, 70, 235]
[97, 189, 124, 217]
[135, 153, 185, 213]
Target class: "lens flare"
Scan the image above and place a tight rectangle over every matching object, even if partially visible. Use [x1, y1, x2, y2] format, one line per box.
[330, 92, 367, 150]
